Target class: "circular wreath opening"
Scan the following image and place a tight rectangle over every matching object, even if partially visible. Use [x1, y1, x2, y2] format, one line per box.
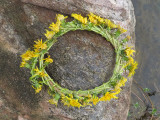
[46, 30, 116, 91]
[20, 13, 138, 108]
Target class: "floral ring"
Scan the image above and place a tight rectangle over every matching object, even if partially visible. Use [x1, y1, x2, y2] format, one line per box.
[20, 13, 138, 108]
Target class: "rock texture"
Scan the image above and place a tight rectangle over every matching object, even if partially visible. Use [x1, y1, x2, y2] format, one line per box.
[0, 0, 135, 120]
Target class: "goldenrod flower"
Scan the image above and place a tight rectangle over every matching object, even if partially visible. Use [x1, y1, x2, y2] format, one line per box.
[56, 14, 67, 21]
[125, 46, 135, 57]
[105, 19, 117, 28]
[71, 13, 88, 24]
[88, 14, 98, 24]
[44, 55, 53, 63]
[117, 25, 127, 33]
[39, 71, 48, 77]
[69, 99, 82, 108]
[128, 61, 138, 77]
[32, 85, 42, 94]
[34, 66, 39, 72]
[34, 39, 47, 50]
[99, 92, 118, 101]
[49, 22, 60, 33]
[127, 36, 131, 40]
[61, 96, 71, 107]
[128, 56, 134, 64]
[49, 99, 58, 105]
[20, 61, 26, 67]
[21, 50, 38, 61]
[34, 67, 48, 77]
[44, 30, 55, 39]
[92, 96, 99, 105]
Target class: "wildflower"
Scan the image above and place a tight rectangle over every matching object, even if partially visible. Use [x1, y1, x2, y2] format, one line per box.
[34, 66, 39, 72]
[117, 25, 127, 33]
[69, 99, 82, 108]
[127, 36, 131, 40]
[20, 60, 26, 67]
[99, 92, 118, 101]
[49, 22, 60, 33]
[21, 50, 38, 61]
[34, 39, 47, 50]
[61, 96, 71, 107]
[48, 99, 58, 106]
[32, 85, 42, 94]
[39, 71, 48, 77]
[44, 30, 55, 39]
[128, 56, 134, 64]
[92, 96, 99, 105]
[128, 61, 138, 77]
[125, 46, 135, 57]
[71, 13, 88, 24]
[105, 19, 117, 28]
[44, 55, 53, 63]
[56, 14, 67, 21]
[34, 67, 48, 77]
[88, 14, 98, 24]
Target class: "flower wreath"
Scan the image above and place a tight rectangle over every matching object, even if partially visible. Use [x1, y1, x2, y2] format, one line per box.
[20, 13, 138, 108]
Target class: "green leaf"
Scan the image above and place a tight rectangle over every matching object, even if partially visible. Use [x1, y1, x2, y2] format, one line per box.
[143, 88, 150, 92]
[24, 63, 30, 69]
[54, 93, 60, 100]
[151, 108, 157, 115]
[133, 102, 139, 109]
[122, 38, 128, 43]
[114, 30, 121, 38]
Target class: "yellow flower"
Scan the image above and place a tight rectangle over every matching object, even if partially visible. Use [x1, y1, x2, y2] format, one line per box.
[44, 30, 55, 39]
[92, 96, 99, 105]
[125, 46, 135, 57]
[69, 99, 82, 108]
[39, 71, 48, 77]
[56, 14, 67, 21]
[34, 39, 47, 50]
[32, 85, 42, 94]
[128, 56, 134, 64]
[127, 36, 131, 40]
[117, 25, 127, 33]
[34, 67, 48, 77]
[20, 61, 26, 67]
[128, 61, 138, 77]
[49, 99, 58, 106]
[99, 92, 118, 101]
[71, 13, 88, 24]
[49, 22, 60, 33]
[104, 19, 117, 28]
[88, 13, 105, 24]
[44, 55, 53, 63]
[21, 50, 38, 61]
[34, 66, 39, 72]
[88, 14, 98, 24]
[61, 96, 71, 107]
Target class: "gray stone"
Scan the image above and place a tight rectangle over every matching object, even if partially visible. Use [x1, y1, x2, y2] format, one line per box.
[0, 0, 135, 120]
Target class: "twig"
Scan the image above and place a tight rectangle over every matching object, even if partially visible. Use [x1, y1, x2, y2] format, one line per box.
[133, 80, 154, 120]
[131, 91, 144, 104]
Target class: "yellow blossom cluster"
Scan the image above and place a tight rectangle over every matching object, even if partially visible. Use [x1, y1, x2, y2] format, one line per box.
[20, 50, 38, 67]
[45, 14, 67, 39]
[61, 94, 82, 108]
[32, 85, 42, 94]
[71, 13, 88, 24]
[34, 67, 48, 77]
[124, 46, 138, 77]
[20, 39, 48, 67]
[44, 55, 53, 63]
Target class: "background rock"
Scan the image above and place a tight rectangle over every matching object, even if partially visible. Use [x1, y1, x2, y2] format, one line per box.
[0, 0, 135, 120]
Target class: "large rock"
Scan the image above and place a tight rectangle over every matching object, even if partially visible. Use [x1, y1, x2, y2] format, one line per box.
[0, 0, 135, 120]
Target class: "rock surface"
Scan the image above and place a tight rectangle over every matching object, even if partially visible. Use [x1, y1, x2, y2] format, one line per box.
[0, 0, 135, 120]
